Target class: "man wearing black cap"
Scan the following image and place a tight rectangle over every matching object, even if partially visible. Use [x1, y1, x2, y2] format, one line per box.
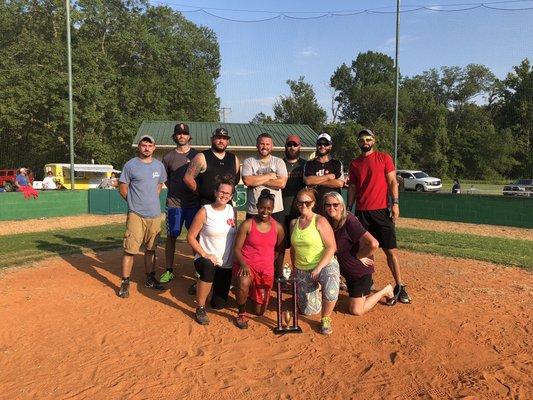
[347, 128, 411, 305]
[303, 133, 345, 213]
[117, 135, 167, 298]
[159, 123, 200, 284]
[184, 127, 240, 205]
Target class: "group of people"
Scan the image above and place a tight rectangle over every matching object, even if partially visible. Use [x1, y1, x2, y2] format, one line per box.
[116, 123, 411, 335]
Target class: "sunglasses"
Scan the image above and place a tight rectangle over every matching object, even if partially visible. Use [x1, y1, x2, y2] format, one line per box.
[358, 137, 373, 143]
[317, 141, 330, 147]
[296, 200, 314, 207]
[285, 142, 300, 148]
[324, 203, 340, 208]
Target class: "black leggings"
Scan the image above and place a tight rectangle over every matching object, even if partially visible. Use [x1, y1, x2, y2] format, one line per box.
[194, 257, 233, 309]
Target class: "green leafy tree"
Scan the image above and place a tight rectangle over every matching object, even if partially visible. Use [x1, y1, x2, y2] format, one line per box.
[494, 59, 532, 178]
[0, 0, 220, 173]
[249, 112, 274, 125]
[273, 76, 326, 132]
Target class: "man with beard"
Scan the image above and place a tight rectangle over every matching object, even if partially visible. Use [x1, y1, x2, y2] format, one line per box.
[159, 123, 200, 284]
[183, 127, 240, 294]
[303, 133, 345, 213]
[242, 133, 288, 224]
[183, 128, 240, 205]
[347, 128, 411, 305]
[117, 135, 167, 298]
[280, 135, 306, 267]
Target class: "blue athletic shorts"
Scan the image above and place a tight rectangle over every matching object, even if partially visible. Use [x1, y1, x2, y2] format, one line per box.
[166, 207, 200, 238]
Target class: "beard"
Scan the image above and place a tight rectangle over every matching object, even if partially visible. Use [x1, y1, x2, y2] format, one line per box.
[359, 143, 373, 153]
[317, 147, 330, 157]
[285, 149, 300, 160]
[212, 143, 227, 153]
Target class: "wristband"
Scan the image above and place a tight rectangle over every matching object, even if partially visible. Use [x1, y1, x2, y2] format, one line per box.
[392, 198, 399, 205]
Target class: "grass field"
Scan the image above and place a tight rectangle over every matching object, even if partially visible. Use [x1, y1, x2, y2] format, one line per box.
[1, 223, 531, 271]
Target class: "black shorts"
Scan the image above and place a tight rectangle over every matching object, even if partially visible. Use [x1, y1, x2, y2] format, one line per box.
[355, 209, 397, 249]
[345, 274, 373, 298]
[194, 258, 233, 309]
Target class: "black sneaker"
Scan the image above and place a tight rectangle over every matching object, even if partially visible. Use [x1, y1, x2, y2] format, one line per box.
[195, 306, 210, 325]
[118, 280, 130, 298]
[188, 282, 197, 295]
[398, 285, 411, 304]
[145, 275, 165, 291]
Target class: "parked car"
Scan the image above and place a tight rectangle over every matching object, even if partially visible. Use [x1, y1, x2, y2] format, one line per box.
[0, 169, 17, 192]
[397, 170, 442, 192]
[502, 179, 533, 197]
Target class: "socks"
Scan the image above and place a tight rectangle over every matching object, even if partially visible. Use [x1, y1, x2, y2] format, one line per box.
[166, 268, 174, 273]
[237, 303, 246, 314]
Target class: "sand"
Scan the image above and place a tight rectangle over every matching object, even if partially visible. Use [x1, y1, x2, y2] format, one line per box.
[0, 242, 531, 399]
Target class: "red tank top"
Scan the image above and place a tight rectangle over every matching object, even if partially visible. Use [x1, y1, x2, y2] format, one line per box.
[240, 217, 277, 276]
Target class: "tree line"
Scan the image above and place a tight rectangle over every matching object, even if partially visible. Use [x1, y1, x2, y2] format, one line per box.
[0, 0, 220, 176]
[255, 52, 532, 180]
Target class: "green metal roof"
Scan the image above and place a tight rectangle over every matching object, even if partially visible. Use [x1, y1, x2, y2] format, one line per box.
[134, 121, 318, 149]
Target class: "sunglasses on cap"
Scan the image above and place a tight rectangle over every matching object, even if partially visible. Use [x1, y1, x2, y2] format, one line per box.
[285, 142, 300, 148]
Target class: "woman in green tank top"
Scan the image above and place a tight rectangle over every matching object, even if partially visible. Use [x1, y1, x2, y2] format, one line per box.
[290, 188, 340, 335]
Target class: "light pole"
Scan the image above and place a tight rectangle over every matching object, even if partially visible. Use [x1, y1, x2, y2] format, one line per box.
[394, 0, 401, 168]
[66, 0, 75, 189]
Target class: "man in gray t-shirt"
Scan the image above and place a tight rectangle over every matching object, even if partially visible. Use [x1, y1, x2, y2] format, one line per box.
[117, 135, 167, 299]
[242, 133, 288, 224]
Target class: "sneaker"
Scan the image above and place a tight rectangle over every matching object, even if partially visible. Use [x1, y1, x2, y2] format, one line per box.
[398, 285, 411, 304]
[320, 316, 333, 335]
[235, 313, 249, 329]
[195, 306, 210, 325]
[188, 282, 197, 295]
[159, 270, 174, 284]
[118, 279, 130, 298]
[145, 275, 165, 291]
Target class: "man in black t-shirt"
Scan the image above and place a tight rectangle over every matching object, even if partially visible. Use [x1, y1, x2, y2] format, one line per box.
[160, 123, 200, 284]
[303, 133, 345, 213]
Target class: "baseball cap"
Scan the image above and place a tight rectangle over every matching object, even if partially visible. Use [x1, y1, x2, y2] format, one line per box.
[173, 123, 190, 136]
[213, 127, 231, 138]
[285, 135, 301, 145]
[316, 132, 332, 144]
[139, 134, 155, 144]
[357, 128, 375, 138]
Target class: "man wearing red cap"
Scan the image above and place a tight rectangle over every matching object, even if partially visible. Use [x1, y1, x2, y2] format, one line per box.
[347, 128, 411, 305]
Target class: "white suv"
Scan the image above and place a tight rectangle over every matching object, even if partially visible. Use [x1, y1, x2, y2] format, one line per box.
[397, 170, 442, 192]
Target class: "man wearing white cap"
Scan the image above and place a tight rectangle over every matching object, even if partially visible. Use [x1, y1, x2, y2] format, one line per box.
[303, 133, 345, 213]
[117, 134, 167, 298]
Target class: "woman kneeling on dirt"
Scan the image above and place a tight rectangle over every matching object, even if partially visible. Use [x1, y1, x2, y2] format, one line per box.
[290, 188, 339, 335]
[323, 191, 394, 315]
[233, 189, 285, 329]
[187, 176, 237, 325]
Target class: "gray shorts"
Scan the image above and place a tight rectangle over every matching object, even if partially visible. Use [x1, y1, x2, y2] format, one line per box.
[295, 259, 340, 315]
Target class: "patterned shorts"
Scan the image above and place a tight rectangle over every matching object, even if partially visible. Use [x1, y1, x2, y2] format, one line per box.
[294, 259, 340, 315]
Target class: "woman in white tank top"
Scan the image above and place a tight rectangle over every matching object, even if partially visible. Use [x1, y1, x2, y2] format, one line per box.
[187, 177, 237, 325]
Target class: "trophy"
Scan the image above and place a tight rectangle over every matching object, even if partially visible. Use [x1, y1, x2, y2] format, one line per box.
[274, 264, 302, 334]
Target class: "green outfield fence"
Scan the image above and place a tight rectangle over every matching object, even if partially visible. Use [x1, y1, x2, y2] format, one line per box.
[0, 190, 88, 220]
[0, 188, 531, 229]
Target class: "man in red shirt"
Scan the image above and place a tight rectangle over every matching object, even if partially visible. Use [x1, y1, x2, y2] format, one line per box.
[347, 129, 410, 305]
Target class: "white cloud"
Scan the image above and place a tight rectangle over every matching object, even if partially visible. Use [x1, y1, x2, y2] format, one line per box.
[222, 68, 257, 77]
[379, 35, 418, 51]
[299, 47, 318, 57]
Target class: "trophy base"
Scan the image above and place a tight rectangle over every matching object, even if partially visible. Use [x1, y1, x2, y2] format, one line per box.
[273, 326, 303, 334]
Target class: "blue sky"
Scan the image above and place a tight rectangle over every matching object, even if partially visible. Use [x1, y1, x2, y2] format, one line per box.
[154, 1, 533, 123]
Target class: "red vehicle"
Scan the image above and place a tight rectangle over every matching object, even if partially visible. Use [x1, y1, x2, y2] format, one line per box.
[0, 169, 18, 191]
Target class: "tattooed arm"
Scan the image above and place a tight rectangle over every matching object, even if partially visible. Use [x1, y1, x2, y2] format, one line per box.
[183, 153, 207, 194]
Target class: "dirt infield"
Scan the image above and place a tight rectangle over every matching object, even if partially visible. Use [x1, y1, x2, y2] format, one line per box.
[0, 243, 531, 399]
[2, 213, 532, 241]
